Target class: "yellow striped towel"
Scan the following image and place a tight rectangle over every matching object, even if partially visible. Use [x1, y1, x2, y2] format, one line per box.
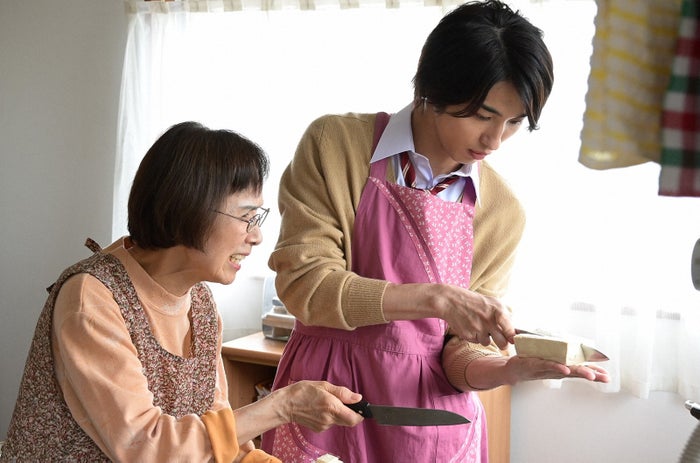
[579, 0, 682, 170]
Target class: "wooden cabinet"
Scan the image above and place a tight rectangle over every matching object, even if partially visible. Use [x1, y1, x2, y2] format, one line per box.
[479, 383, 511, 463]
[222, 331, 284, 409]
[221, 332, 511, 463]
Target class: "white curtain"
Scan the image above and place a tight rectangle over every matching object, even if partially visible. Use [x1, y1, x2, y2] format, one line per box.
[115, 0, 700, 400]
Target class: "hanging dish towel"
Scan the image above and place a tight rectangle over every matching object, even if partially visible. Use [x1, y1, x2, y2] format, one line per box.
[579, 0, 682, 170]
[659, 0, 700, 197]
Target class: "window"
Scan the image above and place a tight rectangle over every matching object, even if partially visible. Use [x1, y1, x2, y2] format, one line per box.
[116, 0, 700, 398]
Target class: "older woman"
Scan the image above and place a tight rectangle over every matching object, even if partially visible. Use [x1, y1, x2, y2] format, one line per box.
[1, 121, 363, 463]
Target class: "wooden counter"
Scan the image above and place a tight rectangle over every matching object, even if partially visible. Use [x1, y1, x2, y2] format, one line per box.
[221, 331, 510, 462]
[222, 331, 286, 409]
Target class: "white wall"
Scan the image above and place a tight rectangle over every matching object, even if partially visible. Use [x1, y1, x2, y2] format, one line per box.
[0, 1, 697, 461]
[0, 0, 128, 439]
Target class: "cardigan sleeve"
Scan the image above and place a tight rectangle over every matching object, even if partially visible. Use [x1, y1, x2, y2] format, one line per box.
[269, 113, 390, 330]
[441, 336, 503, 391]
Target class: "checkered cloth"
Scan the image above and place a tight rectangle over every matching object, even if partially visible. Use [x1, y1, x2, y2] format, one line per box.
[660, 0, 700, 197]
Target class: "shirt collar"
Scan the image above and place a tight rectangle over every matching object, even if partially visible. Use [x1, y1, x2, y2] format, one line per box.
[371, 103, 414, 162]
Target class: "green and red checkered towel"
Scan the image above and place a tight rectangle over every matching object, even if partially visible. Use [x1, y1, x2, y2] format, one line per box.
[660, 0, 700, 197]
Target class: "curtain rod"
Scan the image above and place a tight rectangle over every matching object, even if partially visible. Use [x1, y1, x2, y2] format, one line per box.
[128, 0, 519, 13]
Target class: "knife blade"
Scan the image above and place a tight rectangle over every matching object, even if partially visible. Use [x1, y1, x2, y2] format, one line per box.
[346, 399, 470, 426]
[514, 328, 609, 362]
[580, 344, 609, 362]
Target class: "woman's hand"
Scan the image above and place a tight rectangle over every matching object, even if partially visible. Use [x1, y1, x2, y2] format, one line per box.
[234, 380, 365, 443]
[383, 283, 515, 349]
[272, 381, 365, 432]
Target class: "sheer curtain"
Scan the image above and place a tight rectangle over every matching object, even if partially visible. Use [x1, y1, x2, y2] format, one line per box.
[115, 0, 700, 399]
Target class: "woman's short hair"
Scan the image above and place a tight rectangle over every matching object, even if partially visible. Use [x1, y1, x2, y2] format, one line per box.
[128, 121, 269, 250]
[413, 0, 554, 131]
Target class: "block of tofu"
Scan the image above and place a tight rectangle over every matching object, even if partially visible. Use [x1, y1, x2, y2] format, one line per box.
[514, 333, 586, 365]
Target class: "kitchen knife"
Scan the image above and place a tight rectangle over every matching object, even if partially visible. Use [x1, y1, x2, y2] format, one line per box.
[346, 399, 470, 426]
[515, 328, 609, 362]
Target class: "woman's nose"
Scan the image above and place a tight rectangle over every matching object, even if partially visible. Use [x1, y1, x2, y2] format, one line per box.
[247, 225, 263, 246]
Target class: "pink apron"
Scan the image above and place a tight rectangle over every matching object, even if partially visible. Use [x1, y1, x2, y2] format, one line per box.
[262, 113, 488, 463]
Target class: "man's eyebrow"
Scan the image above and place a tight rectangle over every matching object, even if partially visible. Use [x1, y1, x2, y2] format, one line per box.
[481, 103, 526, 119]
[481, 103, 501, 116]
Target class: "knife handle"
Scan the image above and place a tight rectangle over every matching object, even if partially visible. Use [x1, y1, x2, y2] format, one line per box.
[686, 400, 700, 421]
[346, 399, 373, 419]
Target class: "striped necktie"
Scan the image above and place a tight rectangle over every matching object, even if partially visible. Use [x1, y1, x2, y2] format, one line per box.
[400, 152, 461, 196]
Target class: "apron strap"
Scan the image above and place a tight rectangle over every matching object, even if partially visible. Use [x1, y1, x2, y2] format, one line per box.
[84, 237, 102, 254]
[372, 112, 391, 151]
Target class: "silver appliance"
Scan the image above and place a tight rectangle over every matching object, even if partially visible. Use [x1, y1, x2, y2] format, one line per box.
[261, 275, 295, 341]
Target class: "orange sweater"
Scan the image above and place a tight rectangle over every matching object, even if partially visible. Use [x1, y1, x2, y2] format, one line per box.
[51, 238, 279, 463]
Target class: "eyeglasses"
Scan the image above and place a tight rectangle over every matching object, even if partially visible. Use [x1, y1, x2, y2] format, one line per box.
[214, 207, 270, 233]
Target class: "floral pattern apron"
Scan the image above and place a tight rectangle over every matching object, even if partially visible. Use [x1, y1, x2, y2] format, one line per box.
[262, 113, 488, 463]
